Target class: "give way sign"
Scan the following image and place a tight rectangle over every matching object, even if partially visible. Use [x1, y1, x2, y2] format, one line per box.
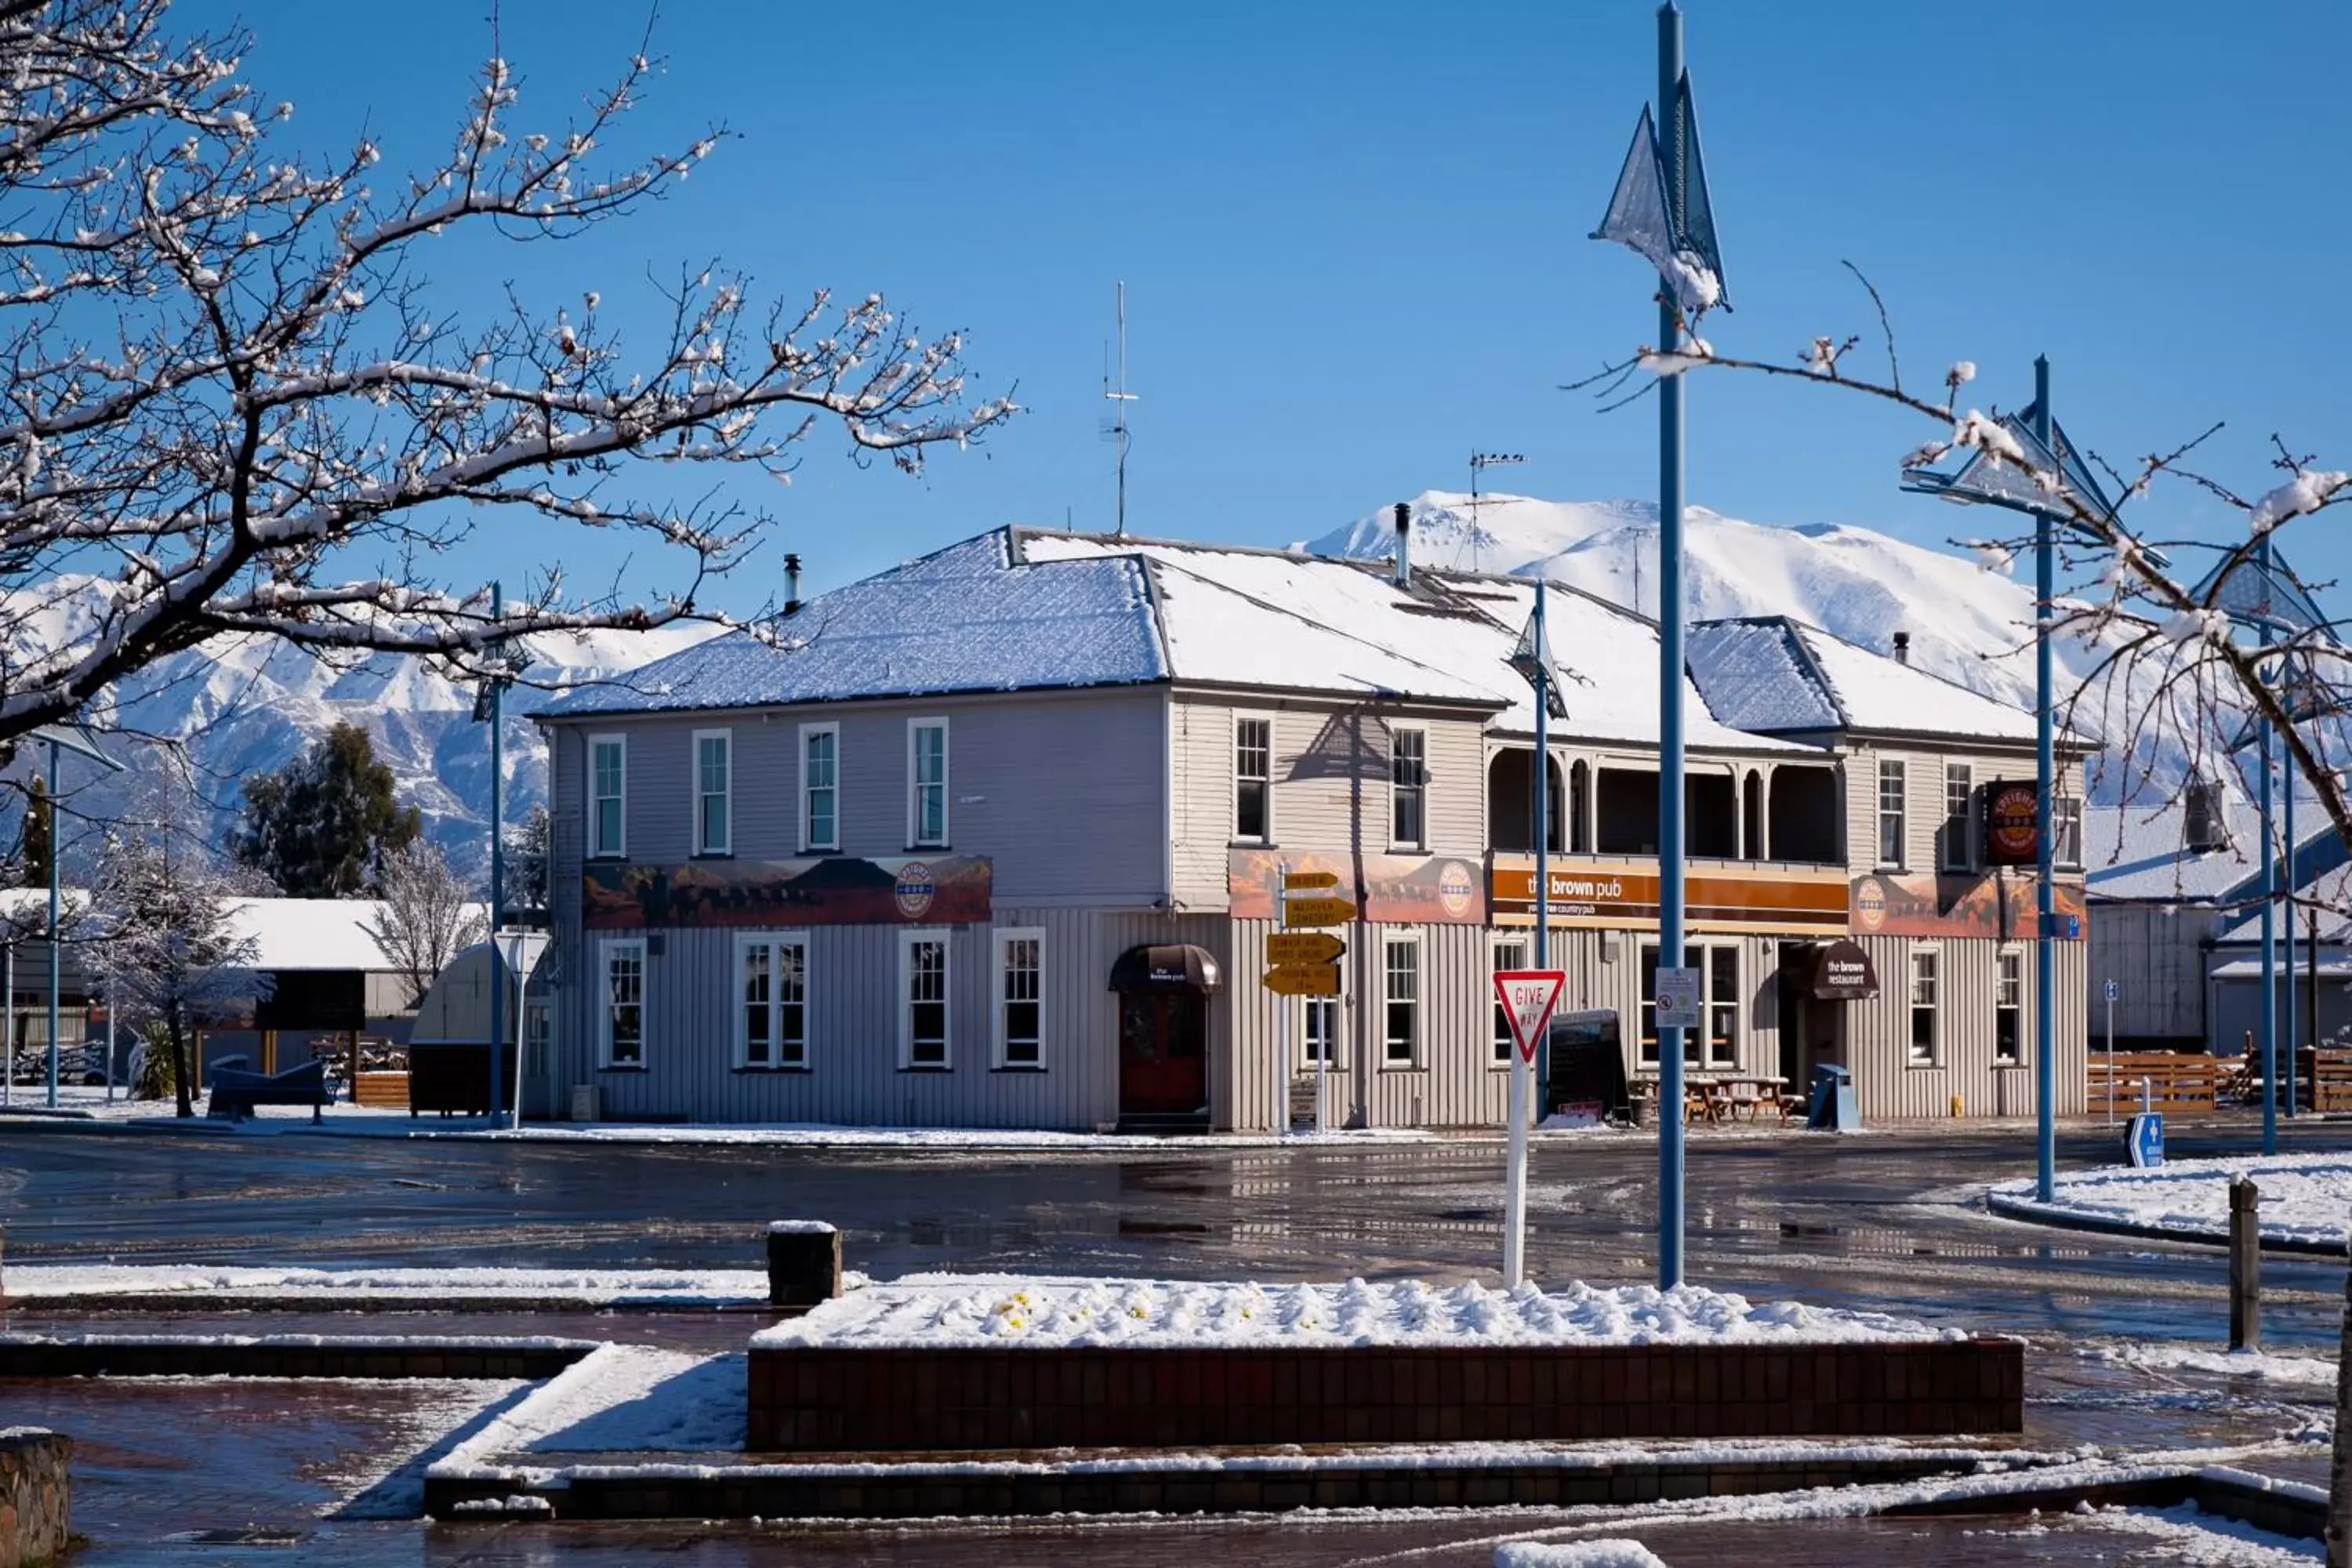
[1493, 970, 1567, 1066]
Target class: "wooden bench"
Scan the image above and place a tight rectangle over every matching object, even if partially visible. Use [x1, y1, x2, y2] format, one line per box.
[205, 1059, 331, 1123]
[351, 1070, 410, 1109]
[2089, 1052, 2223, 1114]
[2299, 1048, 2352, 1112]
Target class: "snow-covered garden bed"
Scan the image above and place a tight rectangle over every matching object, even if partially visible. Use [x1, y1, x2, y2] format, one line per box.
[1987, 1152, 2352, 1250]
[753, 1276, 1960, 1351]
[1, 1262, 772, 1306]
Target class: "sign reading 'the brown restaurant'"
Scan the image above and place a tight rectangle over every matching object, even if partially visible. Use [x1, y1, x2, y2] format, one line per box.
[1487, 860, 1848, 932]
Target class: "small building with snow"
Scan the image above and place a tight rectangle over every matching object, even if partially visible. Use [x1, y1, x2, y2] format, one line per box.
[528, 524, 2090, 1130]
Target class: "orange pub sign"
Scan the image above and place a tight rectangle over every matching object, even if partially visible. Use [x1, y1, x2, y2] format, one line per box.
[1487, 859, 1848, 934]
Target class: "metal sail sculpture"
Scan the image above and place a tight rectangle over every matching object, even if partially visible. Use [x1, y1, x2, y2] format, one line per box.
[1592, 75, 1729, 318]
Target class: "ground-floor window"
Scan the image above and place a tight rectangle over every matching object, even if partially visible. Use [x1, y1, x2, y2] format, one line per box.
[995, 927, 1044, 1068]
[736, 933, 809, 1069]
[901, 932, 950, 1069]
[1491, 936, 1529, 1064]
[1302, 996, 1341, 1067]
[1909, 947, 1941, 1065]
[1639, 942, 1739, 1069]
[1994, 946, 2024, 1064]
[523, 997, 552, 1079]
[1383, 934, 1421, 1065]
[600, 939, 645, 1068]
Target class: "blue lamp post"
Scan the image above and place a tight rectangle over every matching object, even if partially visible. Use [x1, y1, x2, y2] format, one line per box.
[1900, 364, 2129, 1203]
[25, 723, 120, 1108]
[470, 584, 524, 1130]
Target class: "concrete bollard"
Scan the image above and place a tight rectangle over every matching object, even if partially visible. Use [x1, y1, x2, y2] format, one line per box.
[766, 1221, 841, 1309]
[2228, 1177, 2261, 1353]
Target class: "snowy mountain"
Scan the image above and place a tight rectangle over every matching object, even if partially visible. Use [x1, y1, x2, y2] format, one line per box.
[7, 575, 709, 880]
[1312, 492, 2140, 769]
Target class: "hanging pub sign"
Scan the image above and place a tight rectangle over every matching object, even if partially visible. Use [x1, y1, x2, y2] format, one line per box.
[1983, 779, 2040, 866]
[1809, 939, 1881, 1001]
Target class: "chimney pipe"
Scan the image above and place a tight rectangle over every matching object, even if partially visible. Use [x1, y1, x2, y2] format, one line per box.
[784, 553, 804, 615]
[1391, 502, 1412, 589]
[1892, 630, 1911, 665]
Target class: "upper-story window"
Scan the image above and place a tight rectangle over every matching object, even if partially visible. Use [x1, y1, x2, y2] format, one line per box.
[1391, 728, 1427, 848]
[1235, 717, 1272, 842]
[694, 729, 731, 856]
[1877, 760, 1907, 868]
[1941, 764, 1972, 872]
[909, 719, 949, 848]
[2053, 795, 2083, 869]
[589, 735, 626, 858]
[800, 723, 839, 853]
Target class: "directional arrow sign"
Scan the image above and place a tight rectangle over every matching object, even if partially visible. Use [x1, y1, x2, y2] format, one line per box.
[1493, 969, 1566, 1066]
[1262, 963, 1341, 996]
[1267, 932, 1345, 966]
[1283, 896, 1356, 927]
[1283, 869, 1341, 891]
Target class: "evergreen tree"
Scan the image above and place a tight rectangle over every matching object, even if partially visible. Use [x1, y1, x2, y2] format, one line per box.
[505, 805, 551, 918]
[230, 722, 423, 897]
[18, 778, 51, 887]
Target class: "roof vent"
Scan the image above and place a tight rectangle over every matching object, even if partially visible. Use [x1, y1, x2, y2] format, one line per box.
[1391, 502, 1412, 588]
[2184, 776, 2228, 855]
[1891, 630, 1911, 665]
[784, 553, 804, 615]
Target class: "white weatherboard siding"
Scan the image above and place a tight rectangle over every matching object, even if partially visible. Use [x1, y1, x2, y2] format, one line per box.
[1841, 935, 2086, 1120]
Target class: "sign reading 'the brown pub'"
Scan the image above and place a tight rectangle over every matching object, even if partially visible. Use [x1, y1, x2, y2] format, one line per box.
[1487, 859, 1848, 932]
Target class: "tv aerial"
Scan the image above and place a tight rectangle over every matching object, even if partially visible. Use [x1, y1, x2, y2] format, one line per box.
[1101, 281, 1138, 537]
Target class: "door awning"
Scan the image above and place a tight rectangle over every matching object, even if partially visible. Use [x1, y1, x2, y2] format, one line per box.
[1809, 938, 1881, 1001]
[1109, 944, 1224, 995]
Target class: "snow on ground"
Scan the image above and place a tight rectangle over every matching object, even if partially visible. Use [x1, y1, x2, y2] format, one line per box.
[754, 1276, 1959, 1351]
[1497, 1544, 1668, 1567]
[1989, 1152, 2352, 1249]
[435, 1345, 742, 1475]
[2, 1263, 770, 1305]
[2060, 1501, 2322, 1565]
[2083, 1344, 2338, 1389]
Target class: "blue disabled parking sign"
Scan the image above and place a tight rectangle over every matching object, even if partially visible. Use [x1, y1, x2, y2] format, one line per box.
[2125, 1112, 2165, 1168]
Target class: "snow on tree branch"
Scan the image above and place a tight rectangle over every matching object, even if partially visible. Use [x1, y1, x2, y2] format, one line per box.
[0, 0, 1017, 746]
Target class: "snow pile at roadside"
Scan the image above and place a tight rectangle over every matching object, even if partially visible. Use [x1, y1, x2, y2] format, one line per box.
[434, 1345, 743, 1478]
[2082, 1343, 2338, 1388]
[1989, 1152, 2352, 1249]
[2, 1263, 769, 1305]
[1497, 1544, 1668, 1567]
[754, 1276, 1959, 1351]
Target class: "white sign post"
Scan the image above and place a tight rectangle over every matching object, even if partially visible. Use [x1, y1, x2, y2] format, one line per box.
[1494, 969, 1566, 1287]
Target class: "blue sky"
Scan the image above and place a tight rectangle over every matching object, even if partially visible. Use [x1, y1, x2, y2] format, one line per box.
[245, 1, 2351, 612]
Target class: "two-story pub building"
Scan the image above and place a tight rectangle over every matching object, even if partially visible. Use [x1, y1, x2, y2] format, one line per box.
[526, 523, 2091, 1131]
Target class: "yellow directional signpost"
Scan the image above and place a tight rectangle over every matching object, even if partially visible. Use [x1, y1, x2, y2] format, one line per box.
[1283, 870, 1340, 891]
[1283, 895, 1356, 928]
[1261, 964, 1341, 996]
[1266, 932, 1345, 966]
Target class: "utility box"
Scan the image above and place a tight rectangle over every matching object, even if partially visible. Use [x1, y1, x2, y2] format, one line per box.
[569, 1083, 601, 1123]
[1808, 1063, 1860, 1131]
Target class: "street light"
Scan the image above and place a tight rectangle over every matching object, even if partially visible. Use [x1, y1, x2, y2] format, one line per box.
[1899, 362, 2120, 1204]
[470, 582, 529, 1131]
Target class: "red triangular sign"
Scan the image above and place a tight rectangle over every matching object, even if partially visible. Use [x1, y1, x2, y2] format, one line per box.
[1494, 970, 1566, 1065]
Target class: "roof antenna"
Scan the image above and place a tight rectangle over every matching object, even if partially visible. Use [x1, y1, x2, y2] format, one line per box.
[1101, 281, 1137, 538]
[1468, 452, 1526, 572]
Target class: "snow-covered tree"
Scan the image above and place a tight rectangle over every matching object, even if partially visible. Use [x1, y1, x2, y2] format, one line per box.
[0, 0, 1014, 747]
[503, 804, 550, 918]
[229, 720, 419, 895]
[90, 821, 260, 1118]
[363, 838, 485, 1010]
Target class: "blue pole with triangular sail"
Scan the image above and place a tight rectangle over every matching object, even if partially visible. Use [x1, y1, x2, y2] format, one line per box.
[2031, 358, 2056, 1204]
[1653, 1, 1689, 1290]
[2259, 542, 2278, 1155]
[2285, 741, 2297, 1120]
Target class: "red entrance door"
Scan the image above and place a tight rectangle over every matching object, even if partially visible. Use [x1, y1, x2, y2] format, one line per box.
[1119, 992, 1207, 1116]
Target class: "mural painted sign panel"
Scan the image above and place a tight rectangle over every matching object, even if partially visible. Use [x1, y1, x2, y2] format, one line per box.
[1228, 850, 1485, 925]
[1848, 871, 2086, 941]
[583, 856, 993, 930]
[1486, 858, 1848, 932]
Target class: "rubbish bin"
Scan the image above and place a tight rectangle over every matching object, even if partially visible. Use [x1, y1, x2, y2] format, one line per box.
[1808, 1063, 1859, 1131]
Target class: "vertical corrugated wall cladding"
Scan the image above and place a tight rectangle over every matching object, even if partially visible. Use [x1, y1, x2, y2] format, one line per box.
[2091, 905, 2219, 1041]
[1847, 934, 2088, 1121]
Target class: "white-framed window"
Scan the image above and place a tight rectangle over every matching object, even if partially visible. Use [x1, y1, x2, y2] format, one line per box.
[589, 734, 626, 858]
[523, 996, 554, 1080]
[908, 718, 949, 848]
[995, 927, 1044, 1069]
[599, 938, 645, 1068]
[1639, 942, 1740, 1069]
[1942, 763, 1972, 872]
[1234, 716, 1272, 842]
[1909, 946, 1940, 1065]
[1303, 995, 1342, 1067]
[1877, 759, 1907, 868]
[693, 728, 732, 857]
[1994, 946, 2024, 1065]
[2053, 795, 2083, 870]
[735, 932, 809, 1069]
[1383, 932, 1421, 1065]
[1491, 936, 1529, 1065]
[800, 722, 839, 853]
[899, 930, 950, 1069]
[1391, 727, 1428, 849]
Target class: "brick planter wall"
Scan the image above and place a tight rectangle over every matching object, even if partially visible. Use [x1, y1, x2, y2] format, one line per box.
[746, 1338, 2023, 1451]
[0, 1428, 70, 1568]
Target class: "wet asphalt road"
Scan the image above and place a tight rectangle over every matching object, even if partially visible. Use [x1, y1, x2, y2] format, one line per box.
[3, 1116, 2347, 1345]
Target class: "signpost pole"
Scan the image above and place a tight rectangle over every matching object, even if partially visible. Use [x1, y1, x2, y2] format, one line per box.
[1275, 858, 1288, 1135]
[2105, 980, 2115, 1127]
[1504, 1022, 1530, 1287]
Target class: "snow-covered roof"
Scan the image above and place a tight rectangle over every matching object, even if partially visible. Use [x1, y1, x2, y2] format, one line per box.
[1685, 616, 2048, 745]
[2089, 781, 2346, 909]
[220, 898, 485, 972]
[533, 534, 1164, 718]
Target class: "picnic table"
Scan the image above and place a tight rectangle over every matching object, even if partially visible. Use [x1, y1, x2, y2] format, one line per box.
[1631, 1073, 1792, 1125]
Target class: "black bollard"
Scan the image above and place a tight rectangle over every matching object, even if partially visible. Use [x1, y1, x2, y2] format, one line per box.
[767, 1221, 842, 1309]
[2228, 1177, 2260, 1353]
